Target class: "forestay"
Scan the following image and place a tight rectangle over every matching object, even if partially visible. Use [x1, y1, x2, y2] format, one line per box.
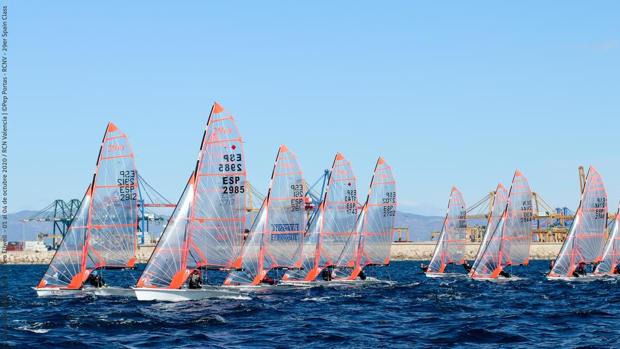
[137, 103, 247, 288]
[549, 167, 607, 278]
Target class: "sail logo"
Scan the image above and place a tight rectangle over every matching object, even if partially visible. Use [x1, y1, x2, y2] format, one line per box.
[107, 143, 125, 153]
[271, 223, 300, 232]
[208, 126, 232, 142]
[271, 232, 300, 241]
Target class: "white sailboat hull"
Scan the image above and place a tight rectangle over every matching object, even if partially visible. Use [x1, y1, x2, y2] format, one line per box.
[83, 286, 136, 297]
[134, 286, 245, 302]
[425, 272, 466, 278]
[33, 287, 87, 297]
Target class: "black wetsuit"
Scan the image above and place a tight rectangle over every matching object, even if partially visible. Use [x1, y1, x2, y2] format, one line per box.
[615, 265, 620, 275]
[462, 262, 472, 273]
[87, 274, 104, 288]
[188, 274, 202, 289]
[499, 270, 511, 278]
[321, 268, 332, 281]
[420, 265, 429, 272]
[572, 264, 587, 278]
[358, 270, 367, 280]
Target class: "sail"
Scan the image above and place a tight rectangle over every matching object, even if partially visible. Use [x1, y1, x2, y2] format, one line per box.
[283, 153, 358, 281]
[37, 188, 92, 288]
[427, 187, 467, 273]
[470, 184, 508, 274]
[471, 170, 533, 278]
[37, 122, 139, 288]
[550, 167, 607, 277]
[333, 157, 396, 279]
[595, 207, 620, 275]
[137, 102, 247, 288]
[88, 122, 139, 268]
[225, 145, 305, 286]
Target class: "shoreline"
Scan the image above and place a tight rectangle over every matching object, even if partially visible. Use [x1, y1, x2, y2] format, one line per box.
[1, 242, 563, 265]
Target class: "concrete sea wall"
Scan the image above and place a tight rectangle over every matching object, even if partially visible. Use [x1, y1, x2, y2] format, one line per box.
[1, 242, 563, 265]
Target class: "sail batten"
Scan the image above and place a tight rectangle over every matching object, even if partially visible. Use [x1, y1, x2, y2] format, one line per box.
[137, 103, 247, 289]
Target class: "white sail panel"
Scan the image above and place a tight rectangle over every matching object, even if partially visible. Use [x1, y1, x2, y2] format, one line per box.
[37, 189, 92, 289]
[427, 187, 467, 273]
[550, 167, 607, 278]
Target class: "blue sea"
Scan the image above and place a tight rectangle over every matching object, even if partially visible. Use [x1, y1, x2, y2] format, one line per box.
[3, 261, 620, 348]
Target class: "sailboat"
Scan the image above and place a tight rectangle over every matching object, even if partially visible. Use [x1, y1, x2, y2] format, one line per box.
[134, 102, 248, 301]
[469, 183, 508, 278]
[548, 166, 607, 280]
[594, 205, 620, 276]
[425, 187, 468, 277]
[34, 123, 140, 297]
[330, 157, 397, 284]
[470, 170, 533, 280]
[223, 145, 307, 288]
[280, 153, 359, 285]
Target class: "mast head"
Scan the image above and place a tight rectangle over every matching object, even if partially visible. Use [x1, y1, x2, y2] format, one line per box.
[279, 144, 289, 153]
[335, 153, 345, 161]
[377, 157, 386, 165]
[107, 122, 119, 133]
[514, 169, 522, 177]
[212, 102, 225, 114]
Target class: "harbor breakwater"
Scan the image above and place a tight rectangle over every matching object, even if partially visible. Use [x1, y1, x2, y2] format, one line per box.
[1, 242, 562, 264]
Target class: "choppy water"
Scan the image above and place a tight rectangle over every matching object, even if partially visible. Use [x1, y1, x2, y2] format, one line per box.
[3, 261, 620, 348]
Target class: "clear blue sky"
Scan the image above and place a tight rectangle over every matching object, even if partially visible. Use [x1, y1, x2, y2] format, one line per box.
[11, 2, 620, 216]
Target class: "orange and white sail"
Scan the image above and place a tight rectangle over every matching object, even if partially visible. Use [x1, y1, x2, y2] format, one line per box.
[224, 145, 306, 286]
[471, 170, 533, 279]
[594, 205, 620, 275]
[333, 157, 396, 280]
[37, 123, 139, 289]
[469, 183, 508, 275]
[549, 167, 607, 278]
[282, 153, 358, 282]
[426, 187, 467, 274]
[137, 102, 247, 289]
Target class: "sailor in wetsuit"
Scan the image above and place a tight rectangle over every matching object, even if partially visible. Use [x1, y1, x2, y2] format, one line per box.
[188, 270, 203, 289]
[358, 270, 367, 280]
[420, 263, 429, 272]
[614, 264, 620, 275]
[462, 261, 472, 273]
[321, 268, 333, 281]
[261, 274, 276, 285]
[86, 270, 105, 288]
[572, 262, 587, 277]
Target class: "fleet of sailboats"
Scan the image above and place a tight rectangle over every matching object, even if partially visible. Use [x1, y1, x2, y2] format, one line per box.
[32, 104, 620, 301]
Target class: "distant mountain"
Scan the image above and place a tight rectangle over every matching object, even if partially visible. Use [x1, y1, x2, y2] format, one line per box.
[6, 209, 443, 243]
[395, 211, 444, 241]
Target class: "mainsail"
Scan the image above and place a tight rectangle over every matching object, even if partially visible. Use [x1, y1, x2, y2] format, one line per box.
[549, 166, 607, 278]
[137, 102, 247, 289]
[426, 187, 467, 274]
[470, 170, 533, 279]
[282, 153, 358, 282]
[333, 157, 396, 280]
[224, 145, 306, 286]
[470, 183, 508, 275]
[594, 205, 620, 275]
[37, 122, 139, 289]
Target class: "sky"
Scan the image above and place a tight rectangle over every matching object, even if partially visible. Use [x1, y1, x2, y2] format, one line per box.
[9, 1, 620, 216]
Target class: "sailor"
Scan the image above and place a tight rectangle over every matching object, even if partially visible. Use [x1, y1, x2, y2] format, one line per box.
[261, 274, 276, 285]
[549, 260, 555, 271]
[188, 270, 203, 289]
[614, 264, 620, 274]
[462, 261, 472, 273]
[358, 269, 367, 280]
[321, 268, 333, 281]
[86, 270, 105, 288]
[498, 264, 511, 278]
[572, 262, 587, 277]
[420, 263, 429, 272]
